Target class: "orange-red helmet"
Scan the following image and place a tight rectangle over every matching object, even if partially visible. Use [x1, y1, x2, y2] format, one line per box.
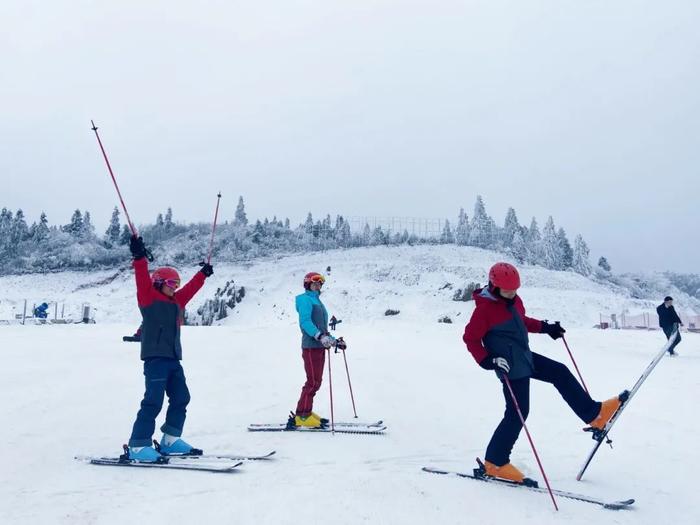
[303, 272, 325, 289]
[488, 262, 520, 290]
[152, 267, 181, 288]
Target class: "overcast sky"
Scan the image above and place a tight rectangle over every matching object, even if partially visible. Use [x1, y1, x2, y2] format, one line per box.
[1, 1, 698, 273]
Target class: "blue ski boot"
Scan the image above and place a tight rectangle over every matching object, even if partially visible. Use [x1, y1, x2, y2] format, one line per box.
[128, 446, 163, 463]
[157, 434, 201, 456]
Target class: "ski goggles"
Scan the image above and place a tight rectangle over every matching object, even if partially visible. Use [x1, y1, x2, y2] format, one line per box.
[307, 274, 325, 285]
[163, 279, 181, 289]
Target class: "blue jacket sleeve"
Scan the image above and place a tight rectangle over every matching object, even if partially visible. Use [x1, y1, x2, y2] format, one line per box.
[296, 295, 321, 339]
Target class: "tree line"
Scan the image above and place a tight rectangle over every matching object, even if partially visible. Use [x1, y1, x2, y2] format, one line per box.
[1, 195, 605, 277]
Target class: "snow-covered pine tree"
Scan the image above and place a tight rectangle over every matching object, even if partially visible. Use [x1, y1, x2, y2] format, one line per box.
[82, 211, 95, 239]
[164, 207, 173, 231]
[526, 217, 543, 265]
[557, 227, 573, 269]
[33, 211, 50, 243]
[119, 224, 131, 245]
[304, 213, 314, 234]
[105, 207, 121, 244]
[323, 214, 332, 239]
[572, 234, 592, 275]
[362, 223, 371, 245]
[251, 220, 264, 244]
[510, 228, 528, 263]
[541, 216, 562, 270]
[455, 207, 470, 245]
[598, 256, 611, 272]
[0, 209, 11, 257]
[11, 209, 29, 245]
[335, 216, 351, 247]
[234, 196, 248, 226]
[370, 226, 386, 245]
[65, 209, 84, 237]
[502, 207, 520, 250]
[469, 195, 494, 248]
[440, 219, 455, 244]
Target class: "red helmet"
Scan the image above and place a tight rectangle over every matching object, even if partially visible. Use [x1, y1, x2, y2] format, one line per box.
[303, 272, 325, 289]
[489, 262, 520, 290]
[152, 267, 180, 286]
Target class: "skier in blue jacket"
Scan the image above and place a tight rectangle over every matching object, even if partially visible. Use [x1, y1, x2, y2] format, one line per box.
[292, 272, 346, 428]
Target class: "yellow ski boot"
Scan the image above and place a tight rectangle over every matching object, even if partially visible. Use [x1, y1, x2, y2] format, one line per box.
[294, 413, 322, 428]
[311, 412, 329, 426]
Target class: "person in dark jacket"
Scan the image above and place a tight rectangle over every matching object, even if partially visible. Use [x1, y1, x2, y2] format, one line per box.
[329, 315, 342, 331]
[126, 235, 213, 462]
[462, 262, 621, 483]
[657, 296, 683, 356]
[291, 271, 346, 429]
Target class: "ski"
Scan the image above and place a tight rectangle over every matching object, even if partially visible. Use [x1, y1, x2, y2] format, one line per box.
[193, 451, 276, 461]
[422, 466, 634, 510]
[77, 444, 244, 473]
[576, 328, 680, 480]
[247, 423, 386, 435]
[154, 442, 276, 461]
[79, 456, 242, 473]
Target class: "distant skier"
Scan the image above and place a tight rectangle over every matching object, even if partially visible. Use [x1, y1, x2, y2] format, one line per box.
[657, 296, 683, 356]
[33, 302, 49, 319]
[292, 272, 346, 429]
[126, 235, 213, 462]
[463, 262, 622, 483]
[329, 315, 342, 331]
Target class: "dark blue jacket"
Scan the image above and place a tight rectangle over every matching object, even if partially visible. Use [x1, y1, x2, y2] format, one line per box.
[134, 258, 205, 360]
[463, 288, 544, 380]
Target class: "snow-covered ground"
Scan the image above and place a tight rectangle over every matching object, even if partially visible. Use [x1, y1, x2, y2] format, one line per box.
[1, 324, 698, 524]
[1, 246, 698, 524]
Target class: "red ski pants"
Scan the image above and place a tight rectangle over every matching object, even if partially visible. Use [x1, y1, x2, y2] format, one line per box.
[295, 348, 326, 416]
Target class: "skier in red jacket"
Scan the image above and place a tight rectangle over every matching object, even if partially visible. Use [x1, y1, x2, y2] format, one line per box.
[463, 262, 622, 483]
[127, 235, 213, 462]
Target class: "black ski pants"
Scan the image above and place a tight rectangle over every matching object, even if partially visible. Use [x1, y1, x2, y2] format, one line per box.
[485, 352, 601, 466]
[662, 325, 681, 354]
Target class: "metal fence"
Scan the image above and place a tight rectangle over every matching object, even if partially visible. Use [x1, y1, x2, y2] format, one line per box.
[598, 312, 700, 331]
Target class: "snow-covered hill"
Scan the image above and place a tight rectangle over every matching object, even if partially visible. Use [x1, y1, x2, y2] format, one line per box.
[1, 245, 693, 329]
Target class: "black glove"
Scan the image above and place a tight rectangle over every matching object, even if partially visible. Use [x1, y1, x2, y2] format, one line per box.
[480, 356, 510, 373]
[336, 337, 347, 350]
[541, 321, 566, 340]
[129, 235, 148, 260]
[199, 262, 214, 277]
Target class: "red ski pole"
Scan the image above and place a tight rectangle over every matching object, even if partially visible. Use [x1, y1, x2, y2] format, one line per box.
[338, 340, 358, 418]
[562, 336, 589, 394]
[326, 347, 335, 434]
[90, 121, 137, 236]
[501, 373, 559, 511]
[206, 192, 222, 264]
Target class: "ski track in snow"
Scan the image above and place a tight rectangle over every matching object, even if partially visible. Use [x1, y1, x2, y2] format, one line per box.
[0, 246, 698, 524]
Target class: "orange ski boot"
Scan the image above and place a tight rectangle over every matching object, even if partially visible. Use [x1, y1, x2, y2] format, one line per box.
[587, 396, 622, 431]
[483, 460, 525, 484]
